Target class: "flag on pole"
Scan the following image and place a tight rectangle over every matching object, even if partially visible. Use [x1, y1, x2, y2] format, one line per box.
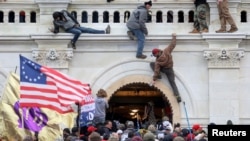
[0, 72, 77, 140]
[19, 55, 92, 113]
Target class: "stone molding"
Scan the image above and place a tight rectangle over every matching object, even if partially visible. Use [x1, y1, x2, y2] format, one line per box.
[31, 48, 73, 68]
[35, 0, 70, 14]
[203, 48, 245, 68]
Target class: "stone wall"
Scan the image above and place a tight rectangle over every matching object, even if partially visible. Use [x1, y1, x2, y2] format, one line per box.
[0, 0, 250, 127]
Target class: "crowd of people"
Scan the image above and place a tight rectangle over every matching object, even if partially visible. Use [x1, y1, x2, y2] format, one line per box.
[60, 117, 210, 141]
[0, 118, 235, 141]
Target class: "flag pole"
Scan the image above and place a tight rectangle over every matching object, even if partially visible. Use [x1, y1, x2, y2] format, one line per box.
[77, 101, 81, 139]
[15, 66, 17, 73]
[21, 106, 24, 129]
[183, 101, 192, 141]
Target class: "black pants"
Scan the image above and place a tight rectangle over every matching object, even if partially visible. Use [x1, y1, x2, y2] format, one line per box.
[150, 62, 180, 97]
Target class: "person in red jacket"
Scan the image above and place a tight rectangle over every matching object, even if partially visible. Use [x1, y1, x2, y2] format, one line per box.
[150, 33, 181, 103]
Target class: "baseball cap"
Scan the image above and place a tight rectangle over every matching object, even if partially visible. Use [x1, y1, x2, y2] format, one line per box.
[192, 124, 202, 131]
[152, 48, 160, 56]
[87, 126, 97, 133]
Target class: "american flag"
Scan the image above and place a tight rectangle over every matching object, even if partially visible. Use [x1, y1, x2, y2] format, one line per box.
[19, 55, 92, 113]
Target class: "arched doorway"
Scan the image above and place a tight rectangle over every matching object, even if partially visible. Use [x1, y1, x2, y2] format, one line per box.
[91, 61, 183, 125]
[106, 82, 173, 127]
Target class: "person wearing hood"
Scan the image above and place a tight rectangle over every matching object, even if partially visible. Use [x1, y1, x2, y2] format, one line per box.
[126, 0, 152, 59]
[49, 10, 110, 49]
[93, 89, 109, 125]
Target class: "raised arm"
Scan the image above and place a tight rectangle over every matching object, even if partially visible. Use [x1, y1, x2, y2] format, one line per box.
[167, 33, 176, 53]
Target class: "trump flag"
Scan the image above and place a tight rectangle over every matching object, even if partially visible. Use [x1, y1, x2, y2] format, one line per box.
[19, 55, 92, 113]
[0, 72, 77, 140]
[79, 97, 95, 127]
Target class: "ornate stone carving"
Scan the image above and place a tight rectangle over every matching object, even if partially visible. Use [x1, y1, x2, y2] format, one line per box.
[31, 48, 73, 68]
[46, 49, 59, 60]
[204, 48, 244, 68]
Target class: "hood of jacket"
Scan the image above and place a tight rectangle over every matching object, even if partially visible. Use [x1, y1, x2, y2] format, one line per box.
[137, 5, 147, 10]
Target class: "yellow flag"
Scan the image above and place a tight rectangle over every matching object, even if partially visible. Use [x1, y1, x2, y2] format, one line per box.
[0, 73, 77, 141]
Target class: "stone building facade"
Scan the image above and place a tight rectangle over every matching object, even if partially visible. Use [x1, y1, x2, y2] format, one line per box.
[0, 0, 250, 129]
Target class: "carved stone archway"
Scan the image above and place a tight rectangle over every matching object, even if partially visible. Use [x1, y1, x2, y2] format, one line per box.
[90, 60, 194, 125]
[105, 74, 181, 124]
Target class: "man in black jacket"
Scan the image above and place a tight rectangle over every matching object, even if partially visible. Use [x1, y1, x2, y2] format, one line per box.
[49, 10, 110, 49]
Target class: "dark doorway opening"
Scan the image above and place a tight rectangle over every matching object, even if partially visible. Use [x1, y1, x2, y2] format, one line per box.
[107, 82, 173, 126]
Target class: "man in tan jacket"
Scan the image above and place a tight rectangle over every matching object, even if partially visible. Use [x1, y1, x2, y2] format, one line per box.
[150, 33, 181, 103]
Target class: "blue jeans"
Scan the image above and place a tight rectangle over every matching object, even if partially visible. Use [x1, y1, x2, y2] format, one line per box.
[128, 28, 145, 56]
[66, 26, 105, 43]
[93, 116, 105, 125]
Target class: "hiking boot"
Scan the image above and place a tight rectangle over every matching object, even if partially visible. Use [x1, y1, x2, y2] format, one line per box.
[227, 27, 238, 33]
[136, 54, 147, 59]
[71, 42, 76, 49]
[127, 31, 137, 40]
[176, 95, 182, 103]
[105, 25, 111, 34]
[189, 29, 200, 33]
[215, 29, 227, 33]
[200, 28, 208, 33]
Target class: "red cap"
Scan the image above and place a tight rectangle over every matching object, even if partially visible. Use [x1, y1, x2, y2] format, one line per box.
[152, 48, 160, 55]
[87, 126, 97, 133]
[192, 124, 202, 131]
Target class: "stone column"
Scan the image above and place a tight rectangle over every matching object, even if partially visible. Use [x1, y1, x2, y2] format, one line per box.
[110, 14, 114, 23]
[25, 11, 30, 23]
[162, 11, 167, 23]
[35, 0, 71, 33]
[3, 10, 8, 23]
[203, 33, 245, 124]
[32, 0, 73, 69]
[151, 11, 156, 23]
[15, 10, 18, 23]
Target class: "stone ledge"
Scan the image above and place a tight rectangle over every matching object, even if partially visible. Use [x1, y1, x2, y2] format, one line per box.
[0, 33, 248, 41]
[202, 33, 246, 39]
[30, 33, 204, 40]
